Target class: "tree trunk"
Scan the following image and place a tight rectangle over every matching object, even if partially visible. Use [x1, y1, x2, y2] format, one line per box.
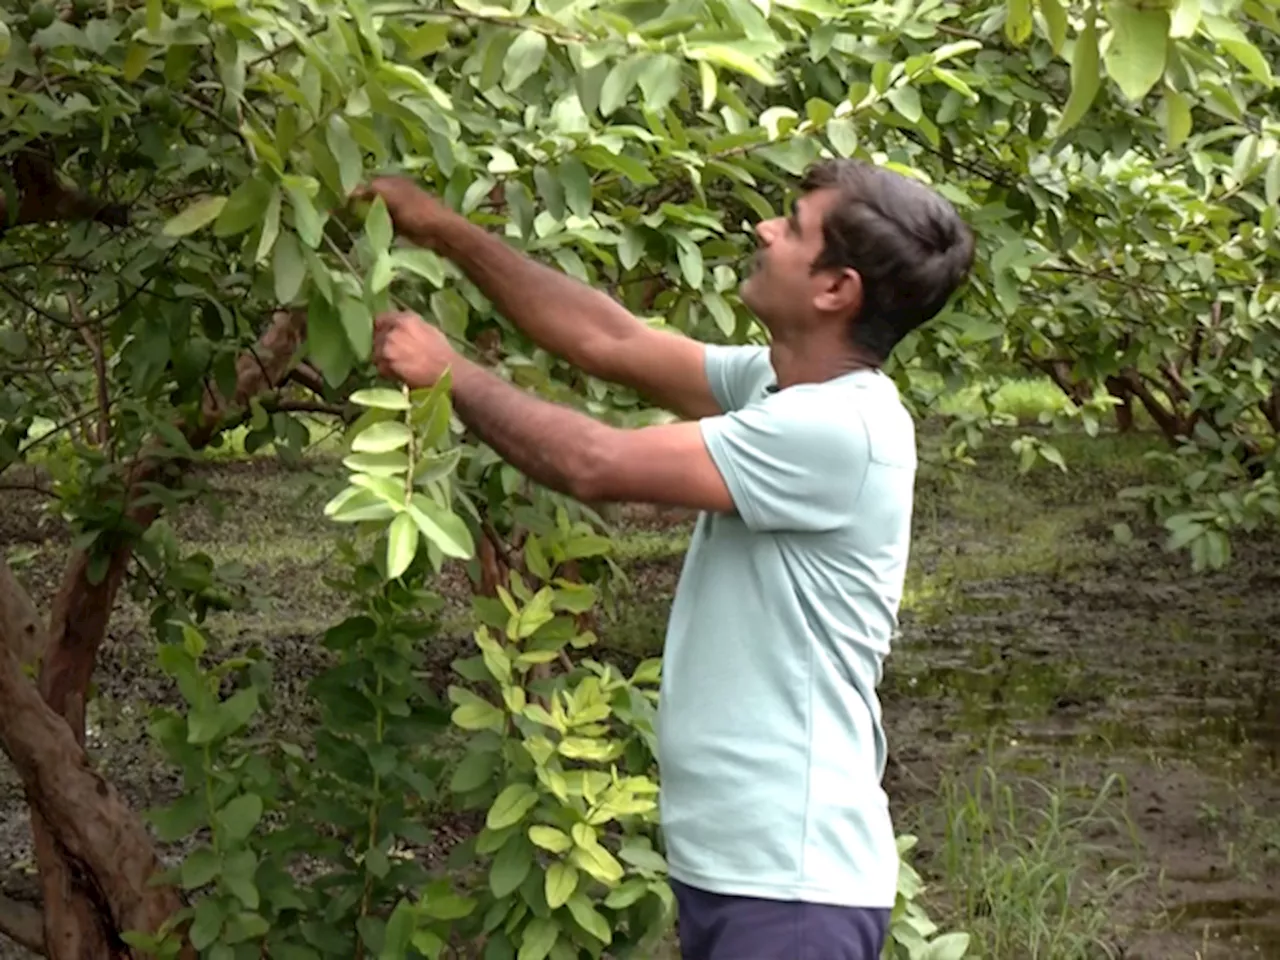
[0, 309, 307, 957]
[0, 628, 188, 959]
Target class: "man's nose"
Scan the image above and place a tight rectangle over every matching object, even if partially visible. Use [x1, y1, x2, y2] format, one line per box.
[755, 218, 778, 244]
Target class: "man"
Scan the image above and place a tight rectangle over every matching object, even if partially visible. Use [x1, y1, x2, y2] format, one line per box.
[354, 159, 974, 959]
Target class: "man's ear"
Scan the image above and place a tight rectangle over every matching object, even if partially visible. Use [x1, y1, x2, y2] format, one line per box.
[814, 267, 863, 319]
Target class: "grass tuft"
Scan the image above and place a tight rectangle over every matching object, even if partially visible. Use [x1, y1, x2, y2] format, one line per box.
[923, 760, 1147, 960]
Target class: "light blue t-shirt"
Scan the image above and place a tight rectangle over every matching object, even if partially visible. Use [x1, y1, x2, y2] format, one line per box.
[656, 343, 915, 909]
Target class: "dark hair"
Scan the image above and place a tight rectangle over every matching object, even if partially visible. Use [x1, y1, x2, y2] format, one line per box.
[801, 159, 975, 360]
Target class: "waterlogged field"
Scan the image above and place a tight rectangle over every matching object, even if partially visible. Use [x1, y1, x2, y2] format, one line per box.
[1, 387, 1276, 959]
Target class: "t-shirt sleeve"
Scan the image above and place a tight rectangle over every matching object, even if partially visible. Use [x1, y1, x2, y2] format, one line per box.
[704, 343, 772, 413]
[699, 389, 870, 533]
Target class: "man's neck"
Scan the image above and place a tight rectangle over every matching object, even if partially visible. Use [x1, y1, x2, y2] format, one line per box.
[767, 334, 880, 391]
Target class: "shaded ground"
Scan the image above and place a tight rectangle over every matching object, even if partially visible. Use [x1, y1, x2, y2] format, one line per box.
[1, 425, 1277, 959]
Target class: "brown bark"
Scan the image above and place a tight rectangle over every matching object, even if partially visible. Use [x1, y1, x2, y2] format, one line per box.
[1037, 359, 1093, 407]
[0, 893, 44, 955]
[1104, 376, 1135, 433]
[1118, 369, 1187, 442]
[0, 561, 47, 670]
[1, 152, 129, 235]
[3, 309, 307, 959]
[0, 631, 183, 959]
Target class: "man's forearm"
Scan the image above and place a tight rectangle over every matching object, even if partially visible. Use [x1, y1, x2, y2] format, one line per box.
[426, 212, 642, 376]
[445, 357, 609, 500]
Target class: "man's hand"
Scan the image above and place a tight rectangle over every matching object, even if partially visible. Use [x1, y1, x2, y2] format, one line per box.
[372, 310, 457, 389]
[351, 176, 453, 249]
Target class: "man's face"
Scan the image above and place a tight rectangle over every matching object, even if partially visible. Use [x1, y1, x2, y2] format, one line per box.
[740, 188, 846, 336]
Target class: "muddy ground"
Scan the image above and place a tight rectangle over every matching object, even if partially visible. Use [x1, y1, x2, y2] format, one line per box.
[1, 426, 1276, 959]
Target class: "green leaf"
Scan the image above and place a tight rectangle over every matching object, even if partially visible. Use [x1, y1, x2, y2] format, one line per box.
[544, 862, 577, 909]
[1204, 15, 1271, 83]
[827, 117, 858, 156]
[351, 388, 410, 410]
[560, 158, 593, 218]
[386, 512, 418, 579]
[887, 85, 922, 123]
[1039, 0, 1067, 53]
[503, 30, 546, 89]
[489, 835, 534, 899]
[1005, 0, 1032, 44]
[1055, 12, 1100, 133]
[365, 196, 393, 252]
[163, 197, 227, 237]
[1170, 0, 1200, 36]
[487, 783, 538, 830]
[1266, 152, 1280, 208]
[516, 918, 558, 960]
[189, 897, 224, 950]
[687, 42, 777, 85]
[451, 750, 498, 793]
[1161, 89, 1192, 150]
[217, 794, 263, 844]
[221, 849, 259, 910]
[922, 932, 972, 960]
[529, 825, 573, 854]
[352, 421, 412, 453]
[1102, 3, 1169, 102]
[287, 186, 325, 249]
[307, 296, 352, 387]
[450, 687, 506, 731]
[216, 177, 272, 237]
[256, 187, 281, 263]
[638, 53, 682, 111]
[340, 296, 373, 361]
[409, 495, 475, 558]
[274, 232, 306, 303]
[327, 117, 364, 195]
[565, 893, 611, 944]
[181, 847, 220, 889]
[600, 56, 642, 115]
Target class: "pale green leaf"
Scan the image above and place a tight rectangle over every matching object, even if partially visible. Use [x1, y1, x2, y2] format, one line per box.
[163, 197, 227, 237]
[529, 826, 573, 853]
[352, 421, 412, 453]
[1005, 0, 1032, 44]
[1103, 4, 1169, 102]
[545, 862, 577, 909]
[350, 388, 410, 410]
[503, 30, 546, 89]
[273, 232, 305, 304]
[1162, 88, 1192, 150]
[487, 783, 538, 830]
[255, 187, 281, 263]
[1170, 0, 1200, 37]
[1039, 0, 1067, 53]
[409, 494, 475, 558]
[1055, 13, 1100, 133]
[386, 512, 418, 579]
[516, 918, 557, 960]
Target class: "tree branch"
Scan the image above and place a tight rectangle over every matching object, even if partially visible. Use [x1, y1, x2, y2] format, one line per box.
[68, 293, 110, 454]
[0, 558, 49, 671]
[16, 309, 307, 959]
[0, 152, 128, 236]
[0, 893, 45, 955]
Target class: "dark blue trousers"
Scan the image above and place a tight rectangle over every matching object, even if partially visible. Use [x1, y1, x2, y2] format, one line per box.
[671, 879, 891, 960]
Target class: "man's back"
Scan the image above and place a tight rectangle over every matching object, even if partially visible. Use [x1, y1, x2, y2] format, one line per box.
[657, 343, 916, 909]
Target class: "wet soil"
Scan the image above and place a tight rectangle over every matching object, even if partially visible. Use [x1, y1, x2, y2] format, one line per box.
[1, 430, 1277, 959]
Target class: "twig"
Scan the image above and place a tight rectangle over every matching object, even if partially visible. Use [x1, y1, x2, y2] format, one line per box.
[68, 292, 110, 455]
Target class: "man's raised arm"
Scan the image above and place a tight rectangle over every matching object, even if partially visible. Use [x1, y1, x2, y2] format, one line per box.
[355, 176, 721, 422]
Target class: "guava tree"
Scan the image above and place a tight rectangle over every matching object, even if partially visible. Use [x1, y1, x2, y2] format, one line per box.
[0, 0, 1275, 955]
